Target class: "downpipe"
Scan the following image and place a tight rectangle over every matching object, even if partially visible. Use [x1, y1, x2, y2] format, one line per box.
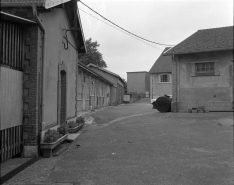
[32, 5, 46, 145]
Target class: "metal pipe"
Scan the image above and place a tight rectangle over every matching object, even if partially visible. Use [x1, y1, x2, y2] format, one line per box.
[32, 5, 46, 142]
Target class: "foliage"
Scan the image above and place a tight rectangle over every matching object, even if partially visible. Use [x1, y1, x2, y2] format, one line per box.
[43, 129, 62, 143]
[57, 124, 68, 135]
[79, 38, 107, 68]
[122, 78, 128, 93]
[76, 116, 85, 125]
[67, 121, 77, 128]
[67, 116, 85, 129]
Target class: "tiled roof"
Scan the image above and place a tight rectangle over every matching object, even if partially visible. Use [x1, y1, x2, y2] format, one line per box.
[87, 64, 125, 83]
[127, 71, 149, 73]
[165, 26, 233, 55]
[149, 47, 172, 74]
[78, 62, 113, 86]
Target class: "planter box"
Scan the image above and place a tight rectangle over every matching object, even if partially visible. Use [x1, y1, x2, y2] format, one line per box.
[40, 134, 68, 158]
[67, 123, 84, 133]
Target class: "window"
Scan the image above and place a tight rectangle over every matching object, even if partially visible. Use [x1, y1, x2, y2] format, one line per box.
[195, 62, 214, 75]
[159, 74, 171, 83]
[191, 61, 219, 77]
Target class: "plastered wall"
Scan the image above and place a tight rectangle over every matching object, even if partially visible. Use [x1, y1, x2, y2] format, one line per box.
[40, 8, 78, 128]
[175, 50, 233, 111]
[151, 73, 172, 99]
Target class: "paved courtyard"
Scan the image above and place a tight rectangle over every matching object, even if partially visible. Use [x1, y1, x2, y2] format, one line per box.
[2, 98, 234, 185]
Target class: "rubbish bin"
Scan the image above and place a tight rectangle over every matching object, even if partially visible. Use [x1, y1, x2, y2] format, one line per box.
[153, 95, 172, 112]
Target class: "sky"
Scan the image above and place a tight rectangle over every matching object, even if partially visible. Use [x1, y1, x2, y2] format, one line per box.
[78, 0, 233, 80]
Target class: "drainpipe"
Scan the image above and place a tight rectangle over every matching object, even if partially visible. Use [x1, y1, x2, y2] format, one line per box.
[32, 5, 46, 143]
[232, 59, 234, 110]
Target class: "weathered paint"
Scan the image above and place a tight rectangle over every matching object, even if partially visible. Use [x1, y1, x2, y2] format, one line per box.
[174, 50, 233, 111]
[0, 67, 23, 130]
[39, 8, 78, 128]
[150, 73, 172, 100]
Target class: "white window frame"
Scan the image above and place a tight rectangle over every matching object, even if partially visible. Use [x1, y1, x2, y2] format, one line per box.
[158, 74, 171, 83]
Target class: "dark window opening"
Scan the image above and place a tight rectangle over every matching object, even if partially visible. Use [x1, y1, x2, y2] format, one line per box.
[160, 74, 170, 83]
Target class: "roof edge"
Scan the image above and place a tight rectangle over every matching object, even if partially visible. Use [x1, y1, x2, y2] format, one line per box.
[78, 62, 113, 85]
[164, 48, 234, 56]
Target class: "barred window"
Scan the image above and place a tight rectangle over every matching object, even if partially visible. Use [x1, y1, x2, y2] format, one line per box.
[159, 74, 171, 83]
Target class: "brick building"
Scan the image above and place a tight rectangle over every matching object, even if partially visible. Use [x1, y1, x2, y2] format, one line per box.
[1, 0, 86, 160]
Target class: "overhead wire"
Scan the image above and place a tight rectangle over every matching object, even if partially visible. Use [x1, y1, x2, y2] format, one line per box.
[78, 0, 175, 47]
[79, 8, 163, 51]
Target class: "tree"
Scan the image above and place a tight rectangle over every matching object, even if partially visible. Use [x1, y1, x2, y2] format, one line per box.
[122, 78, 128, 93]
[79, 38, 107, 68]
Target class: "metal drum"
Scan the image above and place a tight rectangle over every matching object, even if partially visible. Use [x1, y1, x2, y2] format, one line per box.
[153, 95, 172, 112]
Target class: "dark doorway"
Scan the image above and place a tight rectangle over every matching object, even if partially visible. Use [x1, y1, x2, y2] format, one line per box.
[60, 70, 67, 125]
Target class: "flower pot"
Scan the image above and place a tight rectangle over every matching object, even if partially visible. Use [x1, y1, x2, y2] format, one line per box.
[40, 134, 68, 158]
[67, 123, 84, 133]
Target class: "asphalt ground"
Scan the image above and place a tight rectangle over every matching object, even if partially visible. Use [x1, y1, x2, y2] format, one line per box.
[2, 98, 234, 185]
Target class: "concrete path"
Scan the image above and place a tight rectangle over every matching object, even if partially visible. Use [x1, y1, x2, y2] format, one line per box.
[2, 98, 234, 185]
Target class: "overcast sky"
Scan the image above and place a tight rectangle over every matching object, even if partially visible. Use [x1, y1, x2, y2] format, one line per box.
[78, 0, 233, 80]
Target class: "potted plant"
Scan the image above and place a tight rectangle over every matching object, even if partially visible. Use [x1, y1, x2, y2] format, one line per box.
[67, 116, 85, 133]
[40, 124, 69, 158]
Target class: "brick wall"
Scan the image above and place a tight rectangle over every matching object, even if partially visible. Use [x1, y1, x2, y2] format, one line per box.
[3, 8, 42, 154]
[23, 25, 41, 147]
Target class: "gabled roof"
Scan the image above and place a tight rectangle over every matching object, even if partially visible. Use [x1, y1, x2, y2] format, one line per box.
[1, 0, 86, 53]
[87, 64, 125, 83]
[78, 62, 113, 86]
[165, 26, 233, 55]
[127, 71, 149, 74]
[149, 47, 172, 74]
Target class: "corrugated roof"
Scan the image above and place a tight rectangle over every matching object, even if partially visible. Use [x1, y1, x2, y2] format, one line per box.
[165, 26, 233, 55]
[149, 47, 172, 74]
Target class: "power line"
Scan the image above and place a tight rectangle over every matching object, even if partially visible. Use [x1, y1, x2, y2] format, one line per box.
[78, 0, 175, 47]
[79, 8, 163, 51]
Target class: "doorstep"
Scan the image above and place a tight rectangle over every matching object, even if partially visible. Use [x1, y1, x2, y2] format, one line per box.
[66, 132, 81, 142]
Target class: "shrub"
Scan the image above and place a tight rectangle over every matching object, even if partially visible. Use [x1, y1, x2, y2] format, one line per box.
[76, 116, 85, 125]
[57, 124, 68, 135]
[67, 121, 77, 128]
[44, 129, 62, 143]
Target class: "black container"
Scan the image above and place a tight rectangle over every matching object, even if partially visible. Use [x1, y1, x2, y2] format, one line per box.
[153, 95, 172, 112]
